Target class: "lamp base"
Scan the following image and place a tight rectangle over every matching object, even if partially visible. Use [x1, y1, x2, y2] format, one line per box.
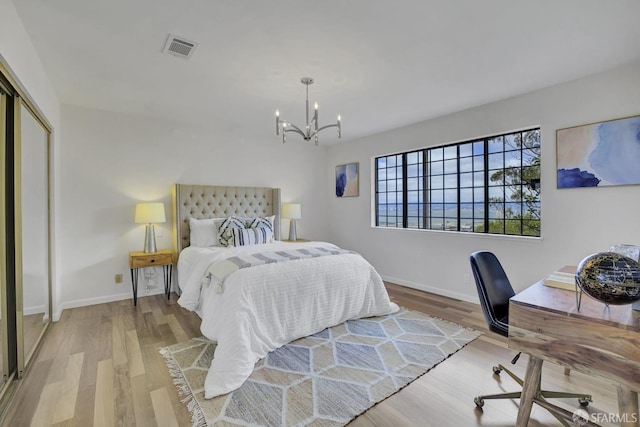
[144, 224, 157, 253]
[288, 219, 297, 241]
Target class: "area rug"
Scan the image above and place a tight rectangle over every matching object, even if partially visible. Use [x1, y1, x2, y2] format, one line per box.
[159, 308, 481, 427]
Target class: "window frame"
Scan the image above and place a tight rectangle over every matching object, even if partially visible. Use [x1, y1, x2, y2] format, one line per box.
[374, 128, 541, 237]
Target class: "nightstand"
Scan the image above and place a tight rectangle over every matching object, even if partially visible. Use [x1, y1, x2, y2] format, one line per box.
[129, 249, 174, 306]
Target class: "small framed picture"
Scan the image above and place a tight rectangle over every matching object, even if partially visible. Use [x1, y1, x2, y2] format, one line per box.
[336, 162, 359, 197]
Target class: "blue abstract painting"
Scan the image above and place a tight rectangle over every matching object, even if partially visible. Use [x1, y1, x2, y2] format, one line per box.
[556, 115, 640, 188]
[336, 163, 359, 197]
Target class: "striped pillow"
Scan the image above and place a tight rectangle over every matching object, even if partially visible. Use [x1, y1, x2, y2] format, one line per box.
[246, 216, 275, 241]
[218, 216, 246, 247]
[230, 227, 272, 247]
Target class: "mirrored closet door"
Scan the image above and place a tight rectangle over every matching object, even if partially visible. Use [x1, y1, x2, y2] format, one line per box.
[0, 81, 9, 394]
[0, 64, 52, 411]
[16, 99, 51, 374]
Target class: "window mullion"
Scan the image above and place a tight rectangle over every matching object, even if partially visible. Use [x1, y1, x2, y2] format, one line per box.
[456, 145, 461, 231]
[402, 153, 408, 228]
[375, 163, 379, 226]
[422, 150, 427, 229]
[483, 138, 489, 234]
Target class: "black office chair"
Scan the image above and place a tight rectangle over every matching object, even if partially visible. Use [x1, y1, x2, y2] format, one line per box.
[470, 251, 592, 415]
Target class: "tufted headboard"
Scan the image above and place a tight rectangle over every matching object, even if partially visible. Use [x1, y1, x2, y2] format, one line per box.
[171, 184, 281, 253]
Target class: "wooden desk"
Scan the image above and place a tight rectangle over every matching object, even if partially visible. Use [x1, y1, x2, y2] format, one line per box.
[509, 278, 640, 426]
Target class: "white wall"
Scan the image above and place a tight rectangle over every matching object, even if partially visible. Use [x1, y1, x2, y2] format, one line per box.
[57, 105, 329, 315]
[0, 0, 62, 316]
[5, 0, 640, 314]
[327, 60, 640, 302]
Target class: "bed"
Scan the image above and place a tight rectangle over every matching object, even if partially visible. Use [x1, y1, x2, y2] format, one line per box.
[171, 184, 399, 398]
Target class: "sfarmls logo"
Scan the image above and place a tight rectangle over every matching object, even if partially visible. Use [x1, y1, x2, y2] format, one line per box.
[572, 409, 638, 426]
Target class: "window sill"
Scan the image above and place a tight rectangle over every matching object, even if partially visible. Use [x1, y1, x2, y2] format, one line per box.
[371, 225, 543, 243]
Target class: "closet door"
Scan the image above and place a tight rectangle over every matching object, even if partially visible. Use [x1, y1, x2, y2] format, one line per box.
[0, 86, 9, 389]
[15, 98, 51, 376]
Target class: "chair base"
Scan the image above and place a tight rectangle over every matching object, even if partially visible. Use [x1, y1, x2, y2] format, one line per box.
[474, 363, 592, 422]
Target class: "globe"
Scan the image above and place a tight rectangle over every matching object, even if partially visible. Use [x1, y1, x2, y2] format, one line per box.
[575, 252, 640, 305]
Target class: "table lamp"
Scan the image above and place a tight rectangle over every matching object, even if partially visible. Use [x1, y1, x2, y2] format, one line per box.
[281, 203, 302, 241]
[135, 202, 166, 253]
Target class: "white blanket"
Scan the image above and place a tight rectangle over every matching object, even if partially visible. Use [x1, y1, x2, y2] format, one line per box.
[177, 241, 399, 398]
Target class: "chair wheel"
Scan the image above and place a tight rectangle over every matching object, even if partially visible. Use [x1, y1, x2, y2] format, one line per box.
[578, 397, 592, 407]
[492, 366, 502, 375]
[474, 397, 484, 408]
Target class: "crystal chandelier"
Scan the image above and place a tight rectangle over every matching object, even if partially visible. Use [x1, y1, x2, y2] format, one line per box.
[275, 77, 341, 145]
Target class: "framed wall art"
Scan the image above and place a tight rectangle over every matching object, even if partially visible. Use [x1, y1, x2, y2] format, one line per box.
[556, 114, 640, 188]
[335, 162, 359, 197]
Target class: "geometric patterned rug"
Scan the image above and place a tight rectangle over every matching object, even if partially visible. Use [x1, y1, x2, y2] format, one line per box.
[159, 308, 481, 427]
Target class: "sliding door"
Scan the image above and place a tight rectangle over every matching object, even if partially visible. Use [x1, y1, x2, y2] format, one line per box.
[0, 63, 53, 415]
[0, 81, 9, 394]
[15, 99, 51, 375]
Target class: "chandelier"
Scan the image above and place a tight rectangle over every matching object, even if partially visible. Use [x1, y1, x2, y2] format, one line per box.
[275, 77, 341, 145]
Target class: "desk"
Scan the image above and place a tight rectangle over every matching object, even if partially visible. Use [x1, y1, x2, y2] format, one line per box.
[509, 278, 640, 426]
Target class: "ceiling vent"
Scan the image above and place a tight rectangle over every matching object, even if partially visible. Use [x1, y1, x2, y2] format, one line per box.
[163, 34, 198, 59]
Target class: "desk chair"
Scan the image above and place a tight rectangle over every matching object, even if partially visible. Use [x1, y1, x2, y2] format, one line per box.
[470, 251, 592, 416]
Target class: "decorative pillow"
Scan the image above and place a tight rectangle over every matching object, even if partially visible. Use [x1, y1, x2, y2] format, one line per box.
[189, 218, 224, 247]
[217, 216, 246, 247]
[230, 227, 272, 247]
[246, 215, 275, 241]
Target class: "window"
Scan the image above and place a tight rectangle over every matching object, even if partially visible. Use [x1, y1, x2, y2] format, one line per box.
[375, 128, 541, 237]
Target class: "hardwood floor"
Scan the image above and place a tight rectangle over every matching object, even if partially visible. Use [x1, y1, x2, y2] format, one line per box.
[1, 284, 620, 426]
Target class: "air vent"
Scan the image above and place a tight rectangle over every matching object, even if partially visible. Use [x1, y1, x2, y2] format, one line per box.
[162, 34, 198, 59]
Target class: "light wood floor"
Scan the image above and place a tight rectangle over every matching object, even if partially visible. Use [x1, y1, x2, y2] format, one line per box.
[1, 284, 620, 426]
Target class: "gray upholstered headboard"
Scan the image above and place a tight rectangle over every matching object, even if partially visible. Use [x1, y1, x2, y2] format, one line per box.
[172, 184, 281, 253]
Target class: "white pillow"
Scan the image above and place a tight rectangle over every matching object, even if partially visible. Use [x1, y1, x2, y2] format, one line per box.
[189, 218, 223, 247]
[230, 227, 272, 247]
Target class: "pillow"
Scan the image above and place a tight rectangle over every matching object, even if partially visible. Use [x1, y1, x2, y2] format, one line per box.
[246, 215, 275, 241]
[230, 227, 273, 247]
[189, 218, 224, 247]
[217, 216, 246, 247]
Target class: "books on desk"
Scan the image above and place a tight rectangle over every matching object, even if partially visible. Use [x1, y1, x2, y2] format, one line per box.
[543, 265, 577, 291]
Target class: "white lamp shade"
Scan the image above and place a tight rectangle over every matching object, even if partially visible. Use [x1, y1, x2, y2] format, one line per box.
[281, 203, 302, 220]
[135, 202, 166, 224]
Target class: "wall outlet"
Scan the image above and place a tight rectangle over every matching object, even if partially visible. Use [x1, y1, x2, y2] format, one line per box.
[115, 273, 123, 284]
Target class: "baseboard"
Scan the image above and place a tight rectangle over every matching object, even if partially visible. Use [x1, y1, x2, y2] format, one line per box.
[52, 288, 166, 321]
[381, 275, 480, 305]
[23, 305, 46, 316]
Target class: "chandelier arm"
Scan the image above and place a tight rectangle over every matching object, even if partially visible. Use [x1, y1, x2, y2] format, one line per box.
[315, 123, 339, 133]
[284, 124, 306, 137]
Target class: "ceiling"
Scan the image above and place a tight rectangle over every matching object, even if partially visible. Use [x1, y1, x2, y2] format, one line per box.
[13, 0, 640, 144]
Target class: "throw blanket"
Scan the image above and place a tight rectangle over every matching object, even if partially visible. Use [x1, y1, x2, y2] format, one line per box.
[202, 246, 355, 293]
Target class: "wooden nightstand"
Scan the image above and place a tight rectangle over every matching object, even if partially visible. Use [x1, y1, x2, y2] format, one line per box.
[129, 249, 174, 306]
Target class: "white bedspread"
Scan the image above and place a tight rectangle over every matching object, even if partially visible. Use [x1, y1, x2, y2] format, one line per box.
[177, 241, 399, 398]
